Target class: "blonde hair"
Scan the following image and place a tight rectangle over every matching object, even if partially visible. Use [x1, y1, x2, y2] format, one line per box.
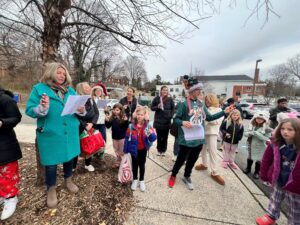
[228, 109, 243, 125]
[205, 93, 219, 107]
[132, 105, 150, 122]
[91, 85, 105, 99]
[76, 82, 89, 95]
[40, 62, 72, 87]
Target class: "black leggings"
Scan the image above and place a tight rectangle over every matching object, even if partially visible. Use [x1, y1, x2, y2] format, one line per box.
[172, 144, 203, 178]
[156, 128, 170, 153]
[132, 150, 147, 181]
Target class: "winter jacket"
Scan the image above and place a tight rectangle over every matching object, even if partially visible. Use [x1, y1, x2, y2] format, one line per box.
[26, 83, 80, 166]
[175, 98, 225, 147]
[269, 107, 292, 129]
[77, 98, 99, 134]
[0, 89, 22, 166]
[151, 96, 175, 130]
[204, 107, 223, 135]
[220, 120, 244, 144]
[123, 122, 157, 158]
[244, 125, 272, 161]
[119, 97, 138, 119]
[105, 117, 129, 140]
[260, 143, 300, 195]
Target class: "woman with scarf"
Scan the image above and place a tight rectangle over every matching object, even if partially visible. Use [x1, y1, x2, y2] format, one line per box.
[26, 63, 82, 208]
[151, 86, 175, 156]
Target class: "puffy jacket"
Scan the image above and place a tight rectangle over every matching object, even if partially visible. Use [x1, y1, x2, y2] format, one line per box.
[260, 143, 300, 195]
[151, 96, 174, 130]
[0, 89, 22, 166]
[220, 120, 244, 144]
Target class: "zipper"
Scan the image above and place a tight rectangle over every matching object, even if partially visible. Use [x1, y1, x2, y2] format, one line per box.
[231, 123, 236, 144]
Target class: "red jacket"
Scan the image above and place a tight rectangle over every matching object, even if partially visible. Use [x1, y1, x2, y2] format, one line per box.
[260, 143, 300, 195]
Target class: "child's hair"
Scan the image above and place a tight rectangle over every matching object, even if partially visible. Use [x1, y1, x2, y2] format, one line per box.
[251, 118, 265, 127]
[132, 105, 150, 123]
[91, 85, 105, 99]
[109, 103, 125, 122]
[76, 82, 89, 95]
[273, 118, 300, 151]
[228, 109, 242, 125]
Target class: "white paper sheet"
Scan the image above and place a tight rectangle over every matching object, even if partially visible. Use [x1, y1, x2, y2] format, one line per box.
[96, 99, 108, 109]
[61, 95, 90, 116]
[181, 124, 205, 141]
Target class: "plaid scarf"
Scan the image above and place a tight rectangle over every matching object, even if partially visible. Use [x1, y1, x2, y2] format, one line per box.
[50, 83, 68, 100]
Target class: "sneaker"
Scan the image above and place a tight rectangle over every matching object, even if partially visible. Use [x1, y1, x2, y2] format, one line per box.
[262, 181, 272, 187]
[256, 214, 276, 225]
[168, 176, 176, 188]
[1, 196, 18, 220]
[84, 165, 95, 172]
[182, 177, 194, 190]
[222, 161, 228, 169]
[139, 181, 146, 192]
[157, 152, 162, 156]
[195, 164, 208, 171]
[161, 152, 166, 156]
[131, 180, 139, 191]
[172, 155, 177, 162]
[229, 162, 238, 170]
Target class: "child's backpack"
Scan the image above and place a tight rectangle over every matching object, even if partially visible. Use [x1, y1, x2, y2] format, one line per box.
[118, 153, 133, 183]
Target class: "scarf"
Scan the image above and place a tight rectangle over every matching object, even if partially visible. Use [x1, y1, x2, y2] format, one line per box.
[50, 83, 68, 100]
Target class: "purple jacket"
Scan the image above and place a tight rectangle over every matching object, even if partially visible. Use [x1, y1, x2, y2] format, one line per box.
[260, 143, 300, 195]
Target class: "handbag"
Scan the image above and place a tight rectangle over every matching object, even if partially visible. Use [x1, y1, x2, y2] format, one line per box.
[170, 119, 178, 137]
[118, 153, 133, 183]
[80, 128, 105, 156]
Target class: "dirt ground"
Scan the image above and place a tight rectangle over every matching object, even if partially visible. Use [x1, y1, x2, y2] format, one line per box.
[1, 143, 134, 225]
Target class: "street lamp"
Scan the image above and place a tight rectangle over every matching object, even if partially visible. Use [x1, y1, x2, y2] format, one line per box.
[251, 59, 262, 100]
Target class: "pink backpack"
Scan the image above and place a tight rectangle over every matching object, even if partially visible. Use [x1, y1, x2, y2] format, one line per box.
[118, 153, 133, 183]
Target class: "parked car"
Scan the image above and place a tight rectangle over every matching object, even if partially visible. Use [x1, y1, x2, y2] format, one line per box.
[288, 103, 300, 113]
[106, 99, 119, 110]
[239, 102, 270, 119]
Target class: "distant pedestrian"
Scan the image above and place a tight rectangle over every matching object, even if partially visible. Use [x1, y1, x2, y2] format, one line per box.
[222, 98, 243, 119]
[151, 86, 174, 156]
[269, 98, 292, 129]
[195, 94, 225, 185]
[26, 62, 81, 208]
[105, 103, 129, 168]
[243, 111, 272, 179]
[220, 109, 244, 169]
[119, 87, 138, 122]
[168, 78, 232, 190]
[124, 106, 156, 192]
[0, 88, 22, 220]
[256, 118, 300, 225]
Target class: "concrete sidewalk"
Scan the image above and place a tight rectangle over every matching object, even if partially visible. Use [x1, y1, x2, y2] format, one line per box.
[15, 123, 287, 225]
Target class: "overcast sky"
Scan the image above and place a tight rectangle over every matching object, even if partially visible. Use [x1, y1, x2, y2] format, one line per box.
[144, 0, 300, 82]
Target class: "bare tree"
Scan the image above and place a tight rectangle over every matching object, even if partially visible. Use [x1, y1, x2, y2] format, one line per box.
[286, 53, 300, 80]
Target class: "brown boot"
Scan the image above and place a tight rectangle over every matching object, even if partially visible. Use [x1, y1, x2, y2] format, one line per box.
[47, 186, 58, 208]
[195, 164, 208, 171]
[211, 174, 225, 185]
[65, 177, 79, 193]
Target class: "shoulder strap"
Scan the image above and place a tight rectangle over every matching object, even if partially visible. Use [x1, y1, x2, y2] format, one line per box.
[128, 124, 133, 141]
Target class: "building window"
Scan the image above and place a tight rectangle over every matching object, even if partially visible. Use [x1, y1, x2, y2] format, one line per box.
[175, 88, 179, 92]
[170, 88, 174, 92]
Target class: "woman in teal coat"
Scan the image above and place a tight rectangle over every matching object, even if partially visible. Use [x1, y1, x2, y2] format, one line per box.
[26, 62, 83, 208]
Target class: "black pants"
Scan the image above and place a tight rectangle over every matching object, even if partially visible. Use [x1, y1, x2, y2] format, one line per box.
[172, 144, 203, 178]
[156, 128, 170, 153]
[132, 150, 147, 181]
[73, 156, 92, 169]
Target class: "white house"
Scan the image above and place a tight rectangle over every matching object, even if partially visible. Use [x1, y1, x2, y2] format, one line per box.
[156, 75, 266, 101]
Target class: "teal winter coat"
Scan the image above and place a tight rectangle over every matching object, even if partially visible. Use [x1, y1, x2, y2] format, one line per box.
[26, 83, 80, 166]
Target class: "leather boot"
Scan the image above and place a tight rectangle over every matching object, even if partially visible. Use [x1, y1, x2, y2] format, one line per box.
[243, 159, 253, 174]
[65, 177, 79, 193]
[47, 186, 58, 208]
[253, 161, 261, 179]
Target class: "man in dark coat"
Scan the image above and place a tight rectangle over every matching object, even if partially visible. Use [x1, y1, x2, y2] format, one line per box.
[222, 98, 243, 119]
[269, 97, 291, 129]
[0, 88, 22, 220]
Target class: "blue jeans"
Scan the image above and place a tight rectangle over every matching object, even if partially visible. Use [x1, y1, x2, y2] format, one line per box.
[173, 138, 180, 156]
[95, 124, 106, 142]
[45, 159, 73, 188]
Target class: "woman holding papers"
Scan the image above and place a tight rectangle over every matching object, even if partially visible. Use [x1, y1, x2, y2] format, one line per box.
[73, 82, 99, 172]
[119, 87, 138, 122]
[151, 86, 175, 156]
[26, 63, 81, 208]
[168, 78, 233, 190]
